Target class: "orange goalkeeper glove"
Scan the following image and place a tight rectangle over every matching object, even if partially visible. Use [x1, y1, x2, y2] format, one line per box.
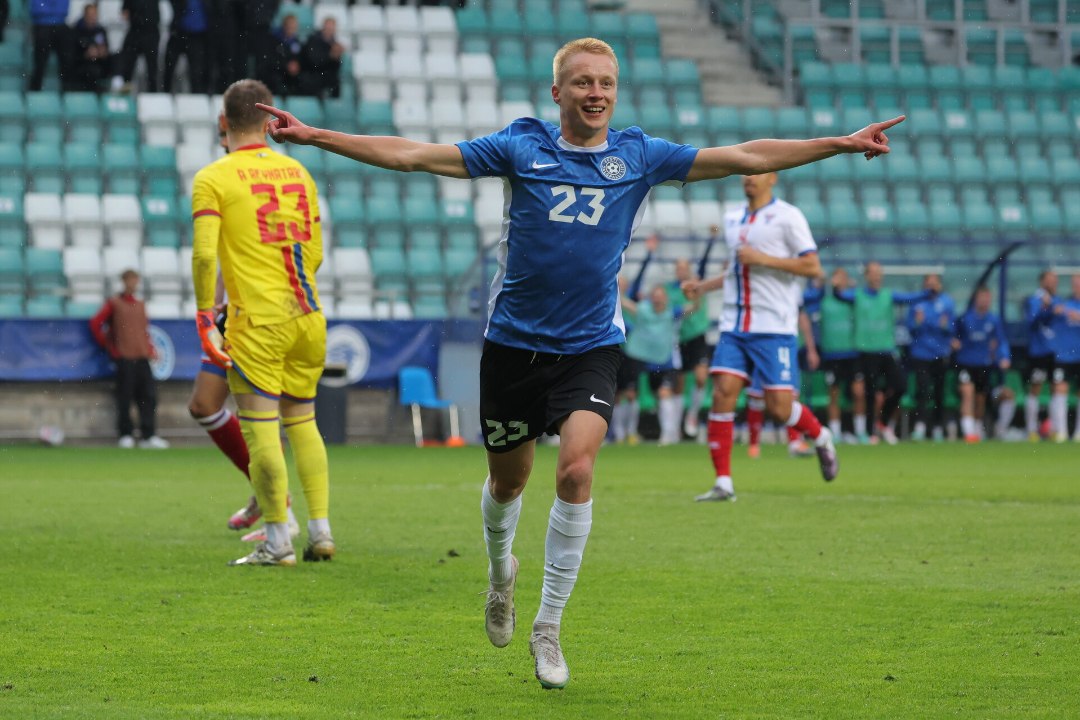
[196, 309, 232, 369]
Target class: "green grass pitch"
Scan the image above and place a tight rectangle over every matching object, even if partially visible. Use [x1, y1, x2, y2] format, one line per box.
[1, 441, 1078, 719]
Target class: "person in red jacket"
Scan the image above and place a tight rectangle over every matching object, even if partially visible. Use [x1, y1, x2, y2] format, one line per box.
[89, 269, 169, 449]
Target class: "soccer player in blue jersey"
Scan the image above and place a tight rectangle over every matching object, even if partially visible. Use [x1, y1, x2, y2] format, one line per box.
[257, 37, 902, 689]
[953, 286, 1013, 442]
[906, 273, 956, 442]
[1049, 274, 1080, 441]
[1024, 270, 1059, 440]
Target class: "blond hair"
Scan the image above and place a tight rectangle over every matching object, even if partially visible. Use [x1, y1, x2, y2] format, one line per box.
[552, 37, 619, 85]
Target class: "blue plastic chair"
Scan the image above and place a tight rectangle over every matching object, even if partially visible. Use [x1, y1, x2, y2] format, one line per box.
[398, 366, 461, 447]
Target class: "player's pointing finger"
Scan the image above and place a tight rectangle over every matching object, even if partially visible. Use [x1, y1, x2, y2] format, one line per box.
[254, 102, 285, 119]
[875, 115, 906, 131]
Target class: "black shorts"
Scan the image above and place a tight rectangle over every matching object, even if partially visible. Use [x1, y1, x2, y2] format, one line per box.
[1053, 362, 1080, 387]
[957, 365, 995, 394]
[821, 356, 860, 388]
[678, 334, 712, 369]
[1027, 354, 1055, 386]
[616, 350, 640, 392]
[479, 340, 621, 453]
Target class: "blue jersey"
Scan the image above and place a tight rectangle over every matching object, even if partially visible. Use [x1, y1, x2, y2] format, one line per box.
[1050, 297, 1080, 364]
[954, 309, 1009, 367]
[907, 292, 956, 361]
[457, 118, 698, 354]
[1025, 290, 1057, 359]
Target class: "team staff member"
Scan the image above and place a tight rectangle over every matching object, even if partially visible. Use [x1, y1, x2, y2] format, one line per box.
[1049, 274, 1080, 441]
[1024, 270, 1059, 440]
[906, 274, 955, 442]
[953, 286, 1013, 443]
[191, 79, 333, 568]
[257, 36, 902, 689]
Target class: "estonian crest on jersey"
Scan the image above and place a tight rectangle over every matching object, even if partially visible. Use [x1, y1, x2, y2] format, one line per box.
[600, 156, 626, 181]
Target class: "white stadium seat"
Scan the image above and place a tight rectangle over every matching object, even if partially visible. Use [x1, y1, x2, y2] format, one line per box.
[394, 79, 428, 103]
[460, 54, 496, 88]
[388, 51, 425, 81]
[102, 194, 143, 248]
[179, 247, 193, 285]
[420, 6, 457, 54]
[688, 201, 724, 232]
[146, 296, 183, 319]
[373, 300, 413, 320]
[63, 194, 105, 248]
[102, 246, 140, 292]
[424, 52, 460, 84]
[465, 100, 500, 136]
[137, 93, 178, 146]
[430, 101, 466, 135]
[350, 5, 385, 42]
[499, 101, 537, 126]
[63, 247, 105, 299]
[465, 84, 498, 106]
[332, 248, 374, 297]
[390, 35, 424, 56]
[177, 141, 215, 195]
[141, 247, 183, 296]
[385, 6, 420, 38]
[336, 299, 374, 319]
[174, 93, 215, 146]
[314, 5, 350, 36]
[651, 199, 692, 234]
[25, 193, 66, 249]
[392, 99, 431, 135]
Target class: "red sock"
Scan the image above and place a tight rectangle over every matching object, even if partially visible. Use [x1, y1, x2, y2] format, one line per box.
[198, 409, 250, 479]
[747, 402, 764, 447]
[707, 412, 735, 478]
[787, 426, 802, 443]
[788, 401, 822, 441]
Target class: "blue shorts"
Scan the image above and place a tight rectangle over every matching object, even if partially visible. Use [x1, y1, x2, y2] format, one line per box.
[711, 332, 799, 391]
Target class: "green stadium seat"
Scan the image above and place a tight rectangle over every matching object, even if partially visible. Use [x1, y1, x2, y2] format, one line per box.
[0, 194, 24, 249]
[824, 202, 862, 239]
[282, 96, 325, 128]
[406, 247, 445, 289]
[951, 157, 986, 185]
[521, 10, 557, 40]
[454, 6, 489, 39]
[495, 54, 528, 84]
[941, 109, 972, 139]
[1006, 110, 1039, 140]
[928, 203, 964, 242]
[65, 300, 100, 318]
[674, 104, 705, 134]
[1017, 157, 1051, 188]
[1051, 157, 1080, 189]
[490, 8, 524, 35]
[402, 197, 440, 229]
[369, 226, 405, 251]
[1038, 111, 1071, 141]
[860, 182, 889, 205]
[402, 175, 437, 203]
[323, 98, 359, 135]
[894, 202, 930, 238]
[996, 202, 1030, 238]
[329, 196, 365, 248]
[947, 137, 976, 159]
[610, 103, 637, 130]
[590, 11, 626, 39]
[26, 143, 65, 193]
[440, 199, 474, 229]
[885, 155, 919, 183]
[665, 60, 700, 90]
[141, 196, 181, 248]
[638, 105, 675, 135]
[0, 247, 24, 293]
[973, 110, 1006, 138]
[100, 144, 139, 195]
[1003, 28, 1028, 67]
[928, 65, 962, 107]
[370, 247, 407, 284]
[705, 106, 740, 134]
[25, 295, 64, 318]
[26, 92, 64, 144]
[863, 200, 896, 239]
[444, 247, 478, 277]
[817, 155, 851, 184]
[0, 142, 24, 195]
[625, 13, 660, 43]
[366, 175, 399, 201]
[775, 107, 808, 138]
[64, 92, 103, 144]
[494, 37, 526, 59]
[445, 226, 479, 251]
[101, 94, 139, 144]
[984, 156, 1018, 187]
[408, 228, 441, 251]
[896, 62, 928, 93]
[365, 197, 403, 231]
[965, 27, 997, 66]
[798, 61, 831, 95]
[628, 57, 664, 87]
[893, 181, 921, 205]
[1025, 67, 1059, 112]
[65, 144, 103, 194]
[962, 201, 997, 238]
[906, 108, 942, 140]
[0, 294, 23, 317]
[1028, 202, 1064, 239]
[526, 55, 551, 84]
[358, 101, 394, 135]
[26, 248, 66, 294]
[412, 293, 448, 319]
[141, 146, 179, 196]
[740, 107, 776, 137]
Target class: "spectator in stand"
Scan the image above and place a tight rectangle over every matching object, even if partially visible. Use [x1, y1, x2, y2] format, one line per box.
[89, 270, 170, 450]
[214, 0, 279, 91]
[1049, 274, 1080, 442]
[954, 286, 1014, 442]
[163, 0, 210, 93]
[30, 0, 71, 91]
[906, 273, 956, 442]
[70, 3, 111, 92]
[263, 13, 304, 97]
[300, 17, 345, 98]
[1023, 270, 1059, 441]
[113, 0, 161, 92]
[833, 261, 928, 444]
[0, 0, 9, 42]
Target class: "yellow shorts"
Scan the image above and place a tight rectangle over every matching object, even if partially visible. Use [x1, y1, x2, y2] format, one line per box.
[226, 311, 327, 401]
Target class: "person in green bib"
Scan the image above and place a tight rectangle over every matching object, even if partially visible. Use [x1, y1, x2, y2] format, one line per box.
[806, 267, 868, 441]
[833, 261, 929, 444]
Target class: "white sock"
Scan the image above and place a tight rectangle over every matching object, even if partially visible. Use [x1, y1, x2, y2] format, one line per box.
[829, 419, 841, 437]
[1024, 395, 1040, 435]
[913, 421, 926, 436]
[535, 496, 592, 627]
[307, 516, 330, 536]
[265, 522, 291, 552]
[715, 475, 734, 493]
[961, 415, 976, 437]
[690, 387, 705, 417]
[481, 478, 522, 586]
[627, 400, 640, 437]
[611, 403, 627, 442]
[1051, 393, 1068, 437]
[995, 399, 1016, 438]
[854, 414, 867, 436]
[659, 397, 680, 442]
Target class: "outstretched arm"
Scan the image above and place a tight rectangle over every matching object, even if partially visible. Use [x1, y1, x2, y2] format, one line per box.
[685, 116, 905, 183]
[256, 103, 471, 179]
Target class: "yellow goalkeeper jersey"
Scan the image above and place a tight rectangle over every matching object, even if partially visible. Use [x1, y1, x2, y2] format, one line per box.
[191, 144, 323, 327]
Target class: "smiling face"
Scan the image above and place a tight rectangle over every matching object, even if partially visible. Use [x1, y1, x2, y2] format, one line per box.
[552, 51, 618, 147]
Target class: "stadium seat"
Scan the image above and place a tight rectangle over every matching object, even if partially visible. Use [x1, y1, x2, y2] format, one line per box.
[25, 247, 66, 294]
[63, 194, 104, 248]
[0, 92, 27, 145]
[137, 93, 178, 146]
[26, 92, 64, 144]
[444, 247, 478, 278]
[63, 247, 105, 300]
[0, 247, 25, 294]
[64, 92, 103, 144]
[25, 294, 65, 318]
[0, 142, 25, 195]
[175, 94, 214, 147]
[65, 144, 103, 195]
[141, 196, 181, 248]
[0, 194, 25, 249]
[373, 299, 412, 320]
[101, 194, 143, 248]
[141, 247, 183, 297]
[25, 193, 66, 249]
[141, 146, 179, 196]
[26, 143, 65, 194]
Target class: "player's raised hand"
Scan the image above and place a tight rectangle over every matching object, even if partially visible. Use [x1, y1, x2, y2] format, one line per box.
[256, 102, 315, 145]
[847, 115, 905, 160]
[681, 279, 702, 301]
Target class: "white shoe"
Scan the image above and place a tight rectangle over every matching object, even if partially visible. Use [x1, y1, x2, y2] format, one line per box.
[879, 426, 899, 446]
[694, 486, 736, 502]
[228, 542, 296, 566]
[302, 531, 336, 562]
[118, 435, 135, 449]
[529, 622, 569, 689]
[139, 435, 170, 449]
[683, 413, 699, 438]
[484, 555, 518, 648]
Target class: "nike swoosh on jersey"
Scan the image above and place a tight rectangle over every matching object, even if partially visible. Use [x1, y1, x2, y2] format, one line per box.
[532, 161, 560, 169]
[589, 394, 611, 406]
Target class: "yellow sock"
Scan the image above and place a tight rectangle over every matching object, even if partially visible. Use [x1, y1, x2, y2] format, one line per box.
[283, 411, 329, 520]
[238, 410, 289, 524]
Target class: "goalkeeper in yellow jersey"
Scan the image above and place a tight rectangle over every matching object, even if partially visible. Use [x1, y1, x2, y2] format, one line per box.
[191, 79, 333, 567]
